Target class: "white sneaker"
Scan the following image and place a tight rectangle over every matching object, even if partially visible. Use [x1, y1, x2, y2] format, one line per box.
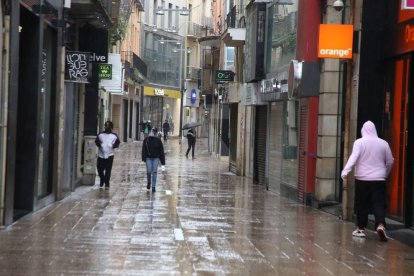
[376, 224, 388, 242]
[352, 228, 366, 238]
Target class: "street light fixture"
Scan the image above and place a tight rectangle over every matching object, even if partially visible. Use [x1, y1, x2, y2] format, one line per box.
[156, 7, 190, 16]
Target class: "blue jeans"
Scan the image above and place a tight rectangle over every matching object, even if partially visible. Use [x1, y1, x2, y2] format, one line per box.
[146, 158, 160, 187]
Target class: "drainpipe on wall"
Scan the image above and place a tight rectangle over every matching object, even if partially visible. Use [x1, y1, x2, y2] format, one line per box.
[54, 7, 66, 200]
[0, 13, 8, 227]
[342, 0, 356, 221]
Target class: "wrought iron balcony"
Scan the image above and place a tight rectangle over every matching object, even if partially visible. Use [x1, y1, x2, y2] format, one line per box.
[121, 51, 147, 83]
[222, 5, 246, 47]
[68, 0, 121, 28]
[187, 22, 204, 38]
[225, 5, 246, 30]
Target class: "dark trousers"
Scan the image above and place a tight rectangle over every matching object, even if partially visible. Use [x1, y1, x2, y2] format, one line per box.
[97, 156, 114, 187]
[186, 140, 196, 157]
[355, 180, 387, 229]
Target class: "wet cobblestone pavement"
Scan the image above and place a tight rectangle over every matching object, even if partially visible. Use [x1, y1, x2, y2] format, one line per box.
[1, 139, 414, 275]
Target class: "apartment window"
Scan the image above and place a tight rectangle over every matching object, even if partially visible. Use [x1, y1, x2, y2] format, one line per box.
[175, 5, 179, 30]
[153, 0, 158, 25]
[224, 47, 235, 70]
[161, 0, 165, 28]
[145, 0, 149, 23]
[189, 4, 193, 24]
[168, 3, 173, 28]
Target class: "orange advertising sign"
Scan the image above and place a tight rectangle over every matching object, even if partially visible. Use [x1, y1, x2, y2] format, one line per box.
[318, 24, 353, 59]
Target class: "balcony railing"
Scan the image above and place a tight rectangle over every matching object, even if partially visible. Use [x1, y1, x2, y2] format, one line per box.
[121, 51, 147, 81]
[186, 67, 201, 80]
[201, 15, 214, 29]
[133, 53, 147, 78]
[225, 5, 246, 30]
[187, 22, 203, 38]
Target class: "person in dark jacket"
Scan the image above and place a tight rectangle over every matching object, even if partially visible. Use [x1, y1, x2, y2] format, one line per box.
[185, 127, 196, 159]
[162, 120, 170, 142]
[95, 121, 120, 189]
[142, 128, 165, 192]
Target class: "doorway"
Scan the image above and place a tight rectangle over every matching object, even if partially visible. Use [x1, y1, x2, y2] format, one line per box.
[385, 55, 414, 227]
[123, 99, 128, 142]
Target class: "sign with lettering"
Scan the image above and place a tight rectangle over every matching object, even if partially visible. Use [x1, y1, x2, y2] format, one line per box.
[402, 0, 414, 9]
[318, 24, 353, 59]
[393, 21, 414, 55]
[65, 51, 90, 83]
[98, 64, 112, 80]
[215, 70, 235, 83]
[154, 88, 165, 96]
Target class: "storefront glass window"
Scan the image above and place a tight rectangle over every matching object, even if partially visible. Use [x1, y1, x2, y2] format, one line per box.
[265, 2, 298, 73]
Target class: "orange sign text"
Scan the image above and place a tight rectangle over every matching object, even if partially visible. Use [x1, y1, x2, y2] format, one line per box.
[318, 24, 353, 59]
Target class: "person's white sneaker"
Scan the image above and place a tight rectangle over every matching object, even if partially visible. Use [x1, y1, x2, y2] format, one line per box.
[352, 228, 366, 238]
[376, 224, 388, 242]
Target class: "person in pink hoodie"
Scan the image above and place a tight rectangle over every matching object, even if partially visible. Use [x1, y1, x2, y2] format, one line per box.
[341, 121, 394, 241]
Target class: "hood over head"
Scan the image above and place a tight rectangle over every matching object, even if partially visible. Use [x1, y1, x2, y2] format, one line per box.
[361, 120, 378, 138]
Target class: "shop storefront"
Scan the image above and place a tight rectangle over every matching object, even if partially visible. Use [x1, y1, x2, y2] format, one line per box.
[143, 86, 181, 135]
[381, 3, 414, 227]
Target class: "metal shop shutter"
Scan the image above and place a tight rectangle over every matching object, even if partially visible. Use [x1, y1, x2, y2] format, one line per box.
[254, 105, 268, 186]
[267, 102, 283, 192]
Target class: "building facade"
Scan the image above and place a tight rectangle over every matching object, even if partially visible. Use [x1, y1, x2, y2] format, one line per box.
[0, 0, 120, 226]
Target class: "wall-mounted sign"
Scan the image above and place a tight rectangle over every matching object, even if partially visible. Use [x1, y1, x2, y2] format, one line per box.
[100, 54, 123, 94]
[393, 22, 414, 55]
[288, 60, 302, 99]
[318, 24, 353, 59]
[215, 70, 235, 83]
[98, 64, 112, 80]
[65, 51, 90, 83]
[190, 89, 197, 105]
[154, 88, 165, 96]
[402, 0, 414, 9]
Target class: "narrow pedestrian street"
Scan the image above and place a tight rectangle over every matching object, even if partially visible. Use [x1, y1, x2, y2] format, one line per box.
[0, 140, 413, 276]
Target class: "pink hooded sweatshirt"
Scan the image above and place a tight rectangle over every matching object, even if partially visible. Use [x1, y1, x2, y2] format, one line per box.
[341, 121, 394, 181]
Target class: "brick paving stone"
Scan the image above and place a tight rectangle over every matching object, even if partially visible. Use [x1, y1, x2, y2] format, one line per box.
[0, 139, 413, 275]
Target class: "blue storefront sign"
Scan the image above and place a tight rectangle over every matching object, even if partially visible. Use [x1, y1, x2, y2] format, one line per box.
[191, 89, 197, 105]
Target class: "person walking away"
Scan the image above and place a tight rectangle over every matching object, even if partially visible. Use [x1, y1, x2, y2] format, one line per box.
[142, 128, 165, 192]
[95, 121, 120, 189]
[185, 127, 196, 159]
[162, 120, 170, 142]
[341, 121, 394, 241]
[143, 121, 152, 138]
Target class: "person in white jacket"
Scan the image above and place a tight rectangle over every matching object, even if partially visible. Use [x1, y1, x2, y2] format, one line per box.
[341, 121, 394, 241]
[95, 121, 120, 189]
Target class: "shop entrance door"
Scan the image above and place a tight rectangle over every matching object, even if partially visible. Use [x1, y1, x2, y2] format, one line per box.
[387, 56, 414, 227]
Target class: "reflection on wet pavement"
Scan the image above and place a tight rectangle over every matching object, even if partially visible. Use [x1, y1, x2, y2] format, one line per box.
[0, 139, 414, 275]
